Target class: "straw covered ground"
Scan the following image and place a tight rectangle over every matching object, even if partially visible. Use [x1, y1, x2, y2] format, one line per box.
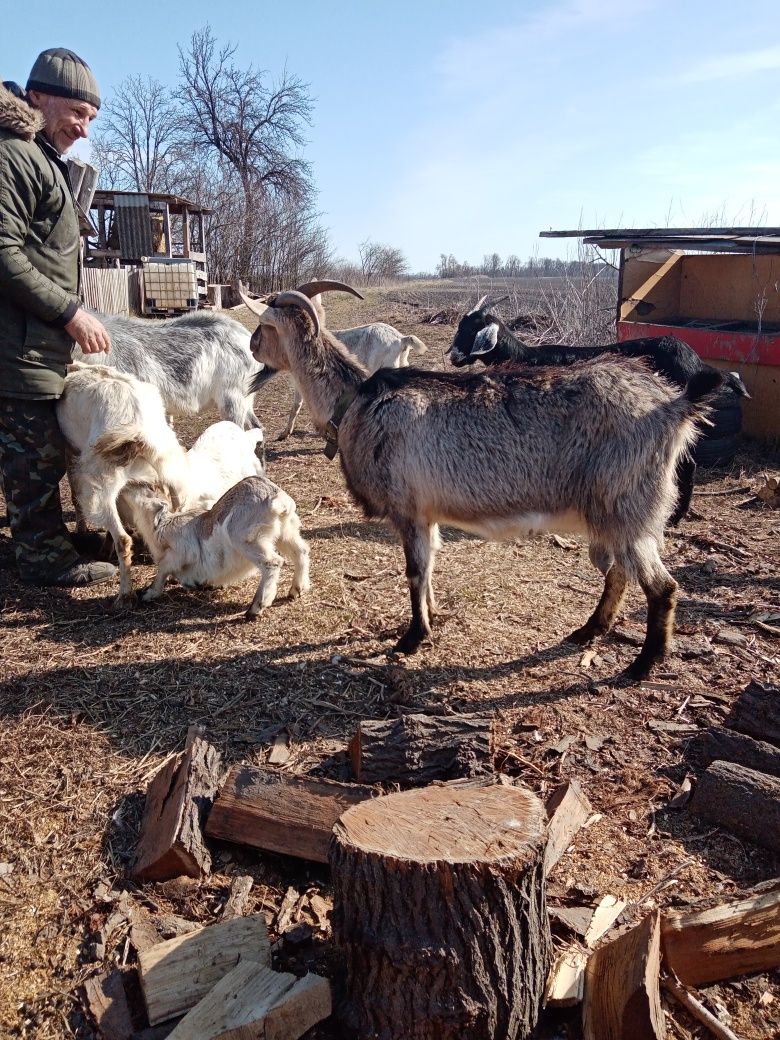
[1, 283, 779, 1038]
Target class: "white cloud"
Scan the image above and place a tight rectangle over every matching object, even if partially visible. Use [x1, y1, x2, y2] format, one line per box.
[677, 45, 780, 83]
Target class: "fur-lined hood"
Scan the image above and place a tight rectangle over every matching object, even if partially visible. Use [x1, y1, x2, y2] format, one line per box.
[0, 81, 45, 140]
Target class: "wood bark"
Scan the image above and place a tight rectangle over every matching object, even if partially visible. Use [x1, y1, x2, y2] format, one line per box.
[329, 783, 552, 1040]
[349, 713, 495, 784]
[697, 726, 780, 778]
[544, 779, 593, 876]
[726, 680, 780, 747]
[583, 912, 666, 1040]
[138, 914, 270, 1025]
[133, 736, 223, 882]
[205, 766, 374, 863]
[661, 883, 780, 985]
[689, 759, 780, 854]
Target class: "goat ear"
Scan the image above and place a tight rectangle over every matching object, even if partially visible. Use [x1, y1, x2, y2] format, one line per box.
[470, 322, 499, 356]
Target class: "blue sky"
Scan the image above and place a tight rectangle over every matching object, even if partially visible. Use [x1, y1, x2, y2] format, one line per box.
[3, 1, 780, 271]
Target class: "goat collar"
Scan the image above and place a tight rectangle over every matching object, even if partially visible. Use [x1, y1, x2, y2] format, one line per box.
[324, 386, 359, 460]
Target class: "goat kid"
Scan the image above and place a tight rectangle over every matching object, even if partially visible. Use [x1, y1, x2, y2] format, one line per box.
[75, 309, 264, 430]
[125, 476, 310, 617]
[243, 286, 721, 682]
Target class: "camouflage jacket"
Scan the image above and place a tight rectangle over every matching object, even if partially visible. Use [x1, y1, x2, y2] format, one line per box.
[0, 82, 81, 399]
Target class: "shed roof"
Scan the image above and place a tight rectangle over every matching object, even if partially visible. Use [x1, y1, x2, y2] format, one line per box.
[539, 227, 780, 255]
[91, 189, 212, 215]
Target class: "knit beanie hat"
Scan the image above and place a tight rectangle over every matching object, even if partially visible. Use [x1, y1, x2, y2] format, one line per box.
[26, 48, 100, 109]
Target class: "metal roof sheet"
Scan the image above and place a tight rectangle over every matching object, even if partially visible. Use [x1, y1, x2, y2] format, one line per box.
[540, 227, 780, 254]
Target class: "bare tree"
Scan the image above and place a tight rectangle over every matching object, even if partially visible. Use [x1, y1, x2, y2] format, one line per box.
[176, 26, 315, 280]
[90, 75, 184, 192]
[359, 239, 408, 285]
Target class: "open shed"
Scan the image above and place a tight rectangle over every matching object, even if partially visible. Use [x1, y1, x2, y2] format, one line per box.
[540, 227, 780, 440]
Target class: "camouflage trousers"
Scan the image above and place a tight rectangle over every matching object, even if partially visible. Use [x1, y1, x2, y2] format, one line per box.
[0, 397, 79, 581]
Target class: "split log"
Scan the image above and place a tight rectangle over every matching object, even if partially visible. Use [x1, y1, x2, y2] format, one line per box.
[329, 783, 552, 1040]
[689, 759, 780, 854]
[661, 883, 780, 985]
[544, 947, 587, 1007]
[205, 766, 375, 863]
[166, 962, 331, 1040]
[138, 914, 269, 1025]
[726, 680, 780, 747]
[133, 737, 223, 882]
[544, 779, 593, 876]
[583, 911, 666, 1040]
[584, 895, 627, 948]
[349, 713, 495, 784]
[697, 726, 780, 778]
[221, 875, 254, 920]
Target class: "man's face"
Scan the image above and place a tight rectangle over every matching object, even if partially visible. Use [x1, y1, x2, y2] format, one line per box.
[27, 91, 98, 155]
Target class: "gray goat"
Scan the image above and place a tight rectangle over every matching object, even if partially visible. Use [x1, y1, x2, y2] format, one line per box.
[242, 285, 722, 682]
[75, 310, 263, 430]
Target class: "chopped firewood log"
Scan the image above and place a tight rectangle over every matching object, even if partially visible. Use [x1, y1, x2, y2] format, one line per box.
[330, 783, 551, 1040]
[584, 895, 627, 947]
[349, 713, 495, 784]
[221, 875, 254, 920]
[689, 759, 780, 855]
[544, 779, 593, 876]
[133, 737, 223, 882]
[82, 969, 135, 1040]
[544, 947, 588, 1007]
[583, 911, 666, 1040]
[166, 963, 331, 1040]
[697, 726, 780, 778]
[138, 914, 270, 1025]
[726, 680, 780, 747]
[661, 883, 780, 985]
[205, 766, 374, 863]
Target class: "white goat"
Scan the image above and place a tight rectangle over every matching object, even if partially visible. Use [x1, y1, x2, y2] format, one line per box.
[58, 365, 267, 601]
[75, 310, 264, 430]
[279, 321, 428, 440]
[125, 476, 310, 617]
[56, 363, 192, 600]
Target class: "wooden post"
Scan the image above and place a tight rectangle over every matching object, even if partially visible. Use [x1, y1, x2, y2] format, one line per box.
[162, 204, 172, 258]
[329, 784, 551, 1040]
[182, 208, 191, 259]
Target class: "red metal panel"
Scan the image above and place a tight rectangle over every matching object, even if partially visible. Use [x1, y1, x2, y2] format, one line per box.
[617, 321, 780, 366]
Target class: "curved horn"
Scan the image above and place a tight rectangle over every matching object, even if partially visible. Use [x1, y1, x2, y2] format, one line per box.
[295, 280, 365, 301]
[239, 284, 271, 320]
[475, 294, 488, 310]
[272, 290, 321, 337]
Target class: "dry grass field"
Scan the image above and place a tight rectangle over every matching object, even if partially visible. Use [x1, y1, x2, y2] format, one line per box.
[1, 283, 779, 1038]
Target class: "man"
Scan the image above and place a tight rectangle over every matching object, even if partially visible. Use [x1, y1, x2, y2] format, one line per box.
[0, 48, 117, 587]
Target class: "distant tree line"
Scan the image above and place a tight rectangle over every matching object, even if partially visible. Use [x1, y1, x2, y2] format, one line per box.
[435, 253, 608, 280]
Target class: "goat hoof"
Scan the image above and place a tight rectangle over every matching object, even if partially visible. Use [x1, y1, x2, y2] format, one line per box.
[614, 659, 653, 685]
[566, 624, 599, 645]
[244, 607, 262, 620]
[392, 630, 428, 655]
[112, 592, 137, 610]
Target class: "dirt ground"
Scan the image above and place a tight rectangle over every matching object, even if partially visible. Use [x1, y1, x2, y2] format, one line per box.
[1, 283, 779, 1039]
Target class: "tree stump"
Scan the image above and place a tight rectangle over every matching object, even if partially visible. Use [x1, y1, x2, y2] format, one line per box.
[329, 784, 551, 1040]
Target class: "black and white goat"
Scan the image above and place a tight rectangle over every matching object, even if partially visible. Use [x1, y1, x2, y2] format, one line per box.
[75, 310, 263, 430]
[447, 298, 748, 524]
[125, 476, 310, 617]
[243, 285, 722, 682]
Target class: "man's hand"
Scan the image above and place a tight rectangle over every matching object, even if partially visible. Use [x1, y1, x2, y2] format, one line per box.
[65, 309, 111, 354]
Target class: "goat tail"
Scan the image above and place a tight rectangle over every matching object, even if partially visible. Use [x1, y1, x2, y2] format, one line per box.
[401, 334, 428, 355]
[93, 427, 152, 467]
